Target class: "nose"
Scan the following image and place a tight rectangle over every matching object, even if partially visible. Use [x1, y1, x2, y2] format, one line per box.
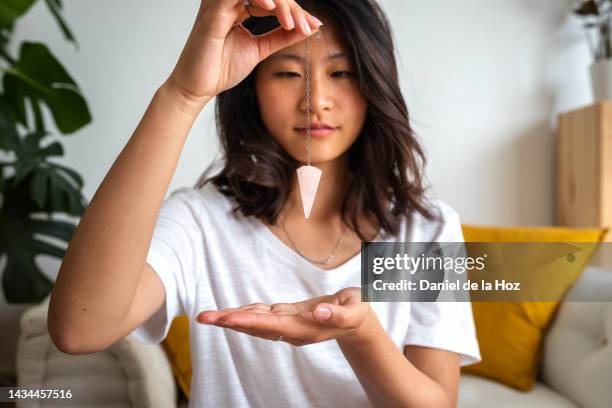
[299, 71, 333, 117]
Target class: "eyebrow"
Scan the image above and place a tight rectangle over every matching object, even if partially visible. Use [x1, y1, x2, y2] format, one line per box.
[268, 51, 348, 62]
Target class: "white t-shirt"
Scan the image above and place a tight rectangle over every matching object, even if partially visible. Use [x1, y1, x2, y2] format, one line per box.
[130, 182, 481, 407]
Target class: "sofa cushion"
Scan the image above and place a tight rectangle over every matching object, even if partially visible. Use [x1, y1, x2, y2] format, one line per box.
[17, 294, 177, 408]
[161, 315, 191, 400]
[460, 225, 606, 391]
[459, 373, 578, 408]
[541, 265, 612, 408]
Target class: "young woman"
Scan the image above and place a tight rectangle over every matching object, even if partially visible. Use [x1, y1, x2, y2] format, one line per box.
[48, 0, 481, 406]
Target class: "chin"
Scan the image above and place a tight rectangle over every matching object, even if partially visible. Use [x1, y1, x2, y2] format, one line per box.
[299, 153, 347, 166]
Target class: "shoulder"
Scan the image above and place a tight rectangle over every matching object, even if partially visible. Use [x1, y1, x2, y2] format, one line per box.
[400, 197, 463, 242]
[155, 182, 240, 233]
[163, 182, 233, 215]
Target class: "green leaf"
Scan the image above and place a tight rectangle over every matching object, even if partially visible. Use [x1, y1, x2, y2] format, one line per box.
[38, 141, 63, 158]
[0, 27, 10, 47]
[11, 160, 38, 186]
[0, 209, 76, 303]
[0, 0, 38, 28]
[3, 74, 28, 126]
[0, 174, 79, 303]
[7, 159, 85, 214]
[0, 94, 21, 152]
[29, 95, 46, 133]
[8, 130, 47, 160]
[51, 162, 83, 188]
[30, 169, 47, 208]
[3, 42, 91, 134]
[47, 167, 84, 215]
[23, 130, 46, 152]
[0, 165, 5, 191]
[44, 0, 77, 47]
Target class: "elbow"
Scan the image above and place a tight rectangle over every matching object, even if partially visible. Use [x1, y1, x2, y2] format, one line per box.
[47, 299, 80, 354]
[47, 310, 99, 355]
[415, 388, 454, 408]
[47, 290, 98, 355]
[48, 325, 107, 355]
[435, 392, 455, 408]
[47, 315, 84, 355]
[48, 326, 84, 355]
[47, 314, 117, 355]
[46, 290, 119, 355]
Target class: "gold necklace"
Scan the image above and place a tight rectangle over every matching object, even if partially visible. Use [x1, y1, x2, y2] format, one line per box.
[280, 215, 346, 266]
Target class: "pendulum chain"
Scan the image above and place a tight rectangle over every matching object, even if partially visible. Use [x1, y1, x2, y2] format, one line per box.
[304, 29, 321, 167]
[295, 28, 323, 220]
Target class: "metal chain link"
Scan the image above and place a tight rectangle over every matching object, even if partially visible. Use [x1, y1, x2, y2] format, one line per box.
[304, 29, 321, 166]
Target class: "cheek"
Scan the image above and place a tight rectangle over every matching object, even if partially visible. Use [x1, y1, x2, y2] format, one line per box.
[256, 86, 293, 131]
[344, 91, 367, 132]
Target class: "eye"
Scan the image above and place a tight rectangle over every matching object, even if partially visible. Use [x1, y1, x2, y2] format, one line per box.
[333, 71, 353, 78]
[275, 71, 300, 78]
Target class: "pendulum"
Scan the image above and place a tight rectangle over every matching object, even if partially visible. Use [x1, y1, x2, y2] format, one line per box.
[296, 28, 322, 219]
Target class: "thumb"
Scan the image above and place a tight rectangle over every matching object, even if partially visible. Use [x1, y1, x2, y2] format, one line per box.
[313, 302, 362, 329]
[256, 25, 322, 60]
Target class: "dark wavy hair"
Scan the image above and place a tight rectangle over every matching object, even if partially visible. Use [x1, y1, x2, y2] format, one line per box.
[196, 0, 441, 241]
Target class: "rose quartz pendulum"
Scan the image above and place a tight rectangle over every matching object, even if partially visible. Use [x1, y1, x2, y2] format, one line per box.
[296, 28, 322, 219]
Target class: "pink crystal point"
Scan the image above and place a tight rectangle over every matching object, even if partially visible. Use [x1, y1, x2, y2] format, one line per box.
[296, 165, 322, 219]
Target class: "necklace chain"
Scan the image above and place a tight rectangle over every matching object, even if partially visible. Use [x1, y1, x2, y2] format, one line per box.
[280, 216, 346, 265]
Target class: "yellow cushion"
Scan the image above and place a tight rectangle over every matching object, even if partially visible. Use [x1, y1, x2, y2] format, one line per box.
[460, 224, 608, 391]
[161, 315, 191, 400]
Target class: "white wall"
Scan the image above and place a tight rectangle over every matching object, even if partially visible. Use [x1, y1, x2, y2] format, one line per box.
[0, 0, 594, 375]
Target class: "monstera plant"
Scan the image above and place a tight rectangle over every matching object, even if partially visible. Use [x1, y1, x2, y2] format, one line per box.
[0, 0, 91, 303]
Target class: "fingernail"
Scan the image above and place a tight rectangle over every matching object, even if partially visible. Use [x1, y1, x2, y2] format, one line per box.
[314, 307, 332, 320]
[314, 17, 324, 27]
[303, 20, 312, 35]
[265, 0, 276, 9]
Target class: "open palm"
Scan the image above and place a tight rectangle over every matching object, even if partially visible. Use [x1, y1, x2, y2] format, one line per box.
[197, 287, 373, 346]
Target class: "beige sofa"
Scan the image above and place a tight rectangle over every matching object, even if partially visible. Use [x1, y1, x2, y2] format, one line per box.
[16, 266, 612, 407]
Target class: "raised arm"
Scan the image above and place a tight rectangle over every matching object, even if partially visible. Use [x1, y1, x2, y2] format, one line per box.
[48, 0, 322, 354]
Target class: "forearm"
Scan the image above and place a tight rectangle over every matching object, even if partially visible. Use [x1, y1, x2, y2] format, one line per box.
[49, 81, 209, 345]
[336, 312, 451, 408]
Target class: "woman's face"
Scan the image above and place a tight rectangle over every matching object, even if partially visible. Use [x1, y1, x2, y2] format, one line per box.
[255, 23, 367, 166]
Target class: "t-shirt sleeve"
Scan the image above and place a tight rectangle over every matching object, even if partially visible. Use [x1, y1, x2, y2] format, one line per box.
[129, 188, 201, 344]
[403, 201, 482, 367]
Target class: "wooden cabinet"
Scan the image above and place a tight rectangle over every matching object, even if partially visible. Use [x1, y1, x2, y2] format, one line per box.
[557, 102, 612, 266]
[557, 102, 612, 236]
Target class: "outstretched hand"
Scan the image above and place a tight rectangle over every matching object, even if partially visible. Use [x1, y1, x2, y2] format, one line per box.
[196, 287, 375, 346]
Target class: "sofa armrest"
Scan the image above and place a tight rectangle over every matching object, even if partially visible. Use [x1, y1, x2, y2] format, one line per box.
[541, 266, 612, 408]
[16, 294, 177, 407]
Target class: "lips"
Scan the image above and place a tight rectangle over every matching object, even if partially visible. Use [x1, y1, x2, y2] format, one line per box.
[295, 122, 337, 131]
[295, 127, 337, 137]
